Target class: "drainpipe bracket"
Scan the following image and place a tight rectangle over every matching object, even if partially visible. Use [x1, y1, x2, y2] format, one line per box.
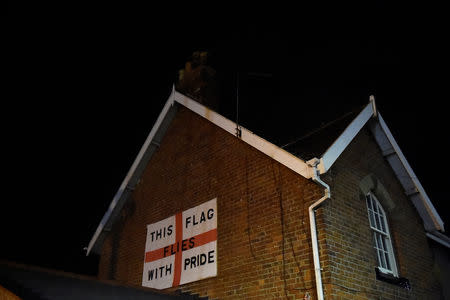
[307, 158, 326, 176]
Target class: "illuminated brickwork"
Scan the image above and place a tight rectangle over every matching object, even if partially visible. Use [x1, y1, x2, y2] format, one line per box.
[321, 127, 442, 299]
[98, 106, 323, 299]
[97, 108, 443, 299]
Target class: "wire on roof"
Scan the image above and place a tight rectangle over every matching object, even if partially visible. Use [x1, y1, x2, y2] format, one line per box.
[280, 104, 367, 150]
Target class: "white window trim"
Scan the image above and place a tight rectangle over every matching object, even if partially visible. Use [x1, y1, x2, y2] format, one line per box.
[366, 192, 399, 277]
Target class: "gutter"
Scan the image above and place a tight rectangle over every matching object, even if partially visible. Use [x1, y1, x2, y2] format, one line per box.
[426, 231, 450, 248]
[307, 158, 331, 300]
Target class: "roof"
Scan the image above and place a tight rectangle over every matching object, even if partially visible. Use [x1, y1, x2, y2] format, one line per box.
[86, 87, 314, 255]
[0, 261, 200, 300]
[87, 88, 445, 255]
[282, 107, 362, 161]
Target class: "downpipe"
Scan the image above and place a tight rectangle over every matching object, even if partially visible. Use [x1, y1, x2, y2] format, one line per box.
[308, 159, 331, 300]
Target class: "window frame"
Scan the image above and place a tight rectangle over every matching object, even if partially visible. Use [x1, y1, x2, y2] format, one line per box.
[365, 192, 399, 277]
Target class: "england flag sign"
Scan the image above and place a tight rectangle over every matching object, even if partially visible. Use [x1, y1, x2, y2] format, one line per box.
[142, 198, 217, 289]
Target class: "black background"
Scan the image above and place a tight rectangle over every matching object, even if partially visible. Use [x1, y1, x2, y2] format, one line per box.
[4, 2, 449, 276]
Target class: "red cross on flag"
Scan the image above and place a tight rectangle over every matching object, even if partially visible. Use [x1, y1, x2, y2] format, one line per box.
[142, 198, 217, 289]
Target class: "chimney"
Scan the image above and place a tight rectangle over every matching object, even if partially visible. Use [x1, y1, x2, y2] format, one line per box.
[176, 51, 219, 111]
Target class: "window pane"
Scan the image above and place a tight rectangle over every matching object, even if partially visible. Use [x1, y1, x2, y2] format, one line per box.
[379, 234, 390, 269]
[377, 234, 385, 251]
[379, 214, 386, 232]
[372, 198, 379, 214]
[376, 250, 383, 268]
[374, 233, 386, 269]
[374, 211, 381, 230]
[373, 235, 382, 267]
[381, 237, 392, 270]
[366, 195, 373, 210]
[381, 235, 388, 251]
[366, 193, 397, 275]
[374, 233, 379, 249]
[384, 251, 391, 270]
[377, 205, 386, 232]
[368, 210, 376, 228]
[379, 248, 387, 269]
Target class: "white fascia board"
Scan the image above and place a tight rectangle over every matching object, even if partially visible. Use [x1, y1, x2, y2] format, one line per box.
[319, 102, 374, 173]
[426, 232, 450, 248]
[87, 89, 314, 255]
[174, 91, 314, 179]
[377, 113, 444, 232]
[86, 88, 177, 255]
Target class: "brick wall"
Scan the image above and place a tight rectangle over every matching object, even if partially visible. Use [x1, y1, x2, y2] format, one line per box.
[97, 106, 443, 299]
[0, 285, 21, 300]
[98, 106, 324, 299]
[320, 126, 443, 299]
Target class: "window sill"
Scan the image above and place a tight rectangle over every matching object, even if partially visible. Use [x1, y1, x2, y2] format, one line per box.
[375, 268, 411, 290]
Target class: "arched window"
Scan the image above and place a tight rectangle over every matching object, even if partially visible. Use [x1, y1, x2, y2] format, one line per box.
[366, 192, 398, 276]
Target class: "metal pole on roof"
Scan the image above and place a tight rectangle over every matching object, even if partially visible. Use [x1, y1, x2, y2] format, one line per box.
[235, 71, 273, 138]
[236, 72, 240, 136]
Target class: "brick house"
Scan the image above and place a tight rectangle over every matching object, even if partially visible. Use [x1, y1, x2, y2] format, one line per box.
[87, 88, 449, 299]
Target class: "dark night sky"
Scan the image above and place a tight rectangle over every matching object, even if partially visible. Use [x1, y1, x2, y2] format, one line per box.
[4, 3, 449, 276]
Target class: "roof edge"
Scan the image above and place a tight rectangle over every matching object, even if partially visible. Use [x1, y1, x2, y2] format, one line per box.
[319, 101, 375, 173]
[376, 113, 444, 232]
[87, 91, 445, 256]
[426, 232, 450, 248]
[174, 91, 313, 179]
[86, 87, 177, 255]
[87, 88, 314, 255]
[317, 98, 444, 233]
